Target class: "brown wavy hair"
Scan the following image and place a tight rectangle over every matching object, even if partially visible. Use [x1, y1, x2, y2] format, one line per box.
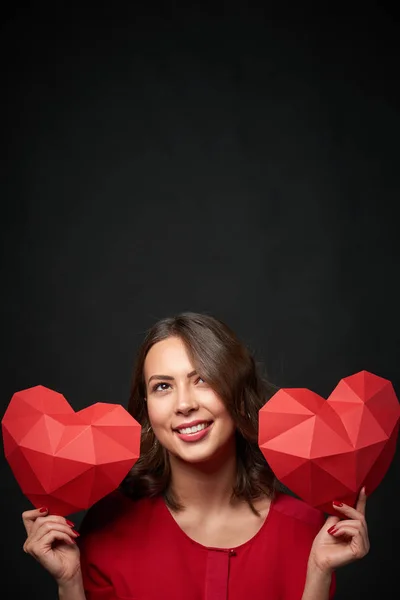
[120, 312, 278, 513]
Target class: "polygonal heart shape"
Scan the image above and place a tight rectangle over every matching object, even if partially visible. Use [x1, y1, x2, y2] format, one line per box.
[1, 386, 141, 516]
[258, 371, 400, 514]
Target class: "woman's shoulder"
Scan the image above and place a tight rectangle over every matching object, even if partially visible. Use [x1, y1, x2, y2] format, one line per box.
[271, 491, 325, 528]
[79, 489, 158, 539]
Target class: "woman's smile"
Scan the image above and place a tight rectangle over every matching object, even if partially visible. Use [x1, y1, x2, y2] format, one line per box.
[174, 421, 214, 442]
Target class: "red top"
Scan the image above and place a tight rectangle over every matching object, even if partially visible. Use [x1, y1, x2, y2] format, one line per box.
[79, 490, 336, 600]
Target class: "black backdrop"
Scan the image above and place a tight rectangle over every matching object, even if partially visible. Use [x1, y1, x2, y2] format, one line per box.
[1, 5, 399, 599]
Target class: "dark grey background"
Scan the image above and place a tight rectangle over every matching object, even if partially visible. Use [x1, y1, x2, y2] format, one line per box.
[1, 4, 399, 599]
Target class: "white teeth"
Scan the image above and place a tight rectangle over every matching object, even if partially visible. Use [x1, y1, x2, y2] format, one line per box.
[178, 423, 209, 435]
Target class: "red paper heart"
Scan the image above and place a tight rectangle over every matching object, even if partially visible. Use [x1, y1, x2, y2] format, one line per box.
[1, 386, 141, 516]
[258, 371, 400, 514]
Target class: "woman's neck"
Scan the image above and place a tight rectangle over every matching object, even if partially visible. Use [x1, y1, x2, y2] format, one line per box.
[168, 440, 238, 513]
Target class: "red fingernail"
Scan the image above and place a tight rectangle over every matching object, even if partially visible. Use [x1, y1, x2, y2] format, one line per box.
[327, 526, 337, 534]
[66, 520, 75, 527]
[72, 530, 80, 537]
[332, 501, 343, 507]
[39, 507, 48, 513]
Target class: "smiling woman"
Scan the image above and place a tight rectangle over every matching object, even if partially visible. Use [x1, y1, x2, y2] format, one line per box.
[21, 313, 371, 600]
[122, 313, 277, 512]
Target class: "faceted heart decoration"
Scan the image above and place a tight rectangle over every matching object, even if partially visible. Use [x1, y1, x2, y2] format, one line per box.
[1, 386, 141, 516]
[259, 371, 400, 514]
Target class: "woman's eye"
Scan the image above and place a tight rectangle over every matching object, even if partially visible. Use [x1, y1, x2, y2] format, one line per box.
[152, 378, 206, 392]
[153, 382, 171, 392]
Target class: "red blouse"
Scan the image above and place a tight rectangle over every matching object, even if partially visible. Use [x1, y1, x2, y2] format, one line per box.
[78, 490, 336, 600]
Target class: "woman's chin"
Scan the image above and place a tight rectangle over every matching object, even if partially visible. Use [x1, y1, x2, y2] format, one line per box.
[170, 445, 217, 465]
[169, 436, 236, 467]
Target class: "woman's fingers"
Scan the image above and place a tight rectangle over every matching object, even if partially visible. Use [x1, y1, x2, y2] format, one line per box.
[356, 487, 368, 515]
[31, 522, 79, 545]
[22, 507, 49, 535]
[328, 518, 366, 532]
[332, 493, 368, 523]
[32, 516, 76, 537]
[24, 530, 77, 557]
[329, 524, 370, 553]
[328, 525, 360, 538]
[21, 507, 82, 583]
[22, 509, 75, 537]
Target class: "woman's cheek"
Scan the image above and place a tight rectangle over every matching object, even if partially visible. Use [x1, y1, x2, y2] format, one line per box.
[148, 403, 171, 431]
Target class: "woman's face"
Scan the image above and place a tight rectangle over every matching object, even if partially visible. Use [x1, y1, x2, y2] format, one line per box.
[144, 336, 236, 465]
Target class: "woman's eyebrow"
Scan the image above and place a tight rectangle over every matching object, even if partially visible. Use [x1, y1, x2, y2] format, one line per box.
[147, 370, 197, 385]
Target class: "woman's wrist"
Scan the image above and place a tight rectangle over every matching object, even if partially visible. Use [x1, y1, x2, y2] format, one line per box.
[301, 561, 333, 600]
[57, 572, 85, 599]
[307, 557, 334, 578]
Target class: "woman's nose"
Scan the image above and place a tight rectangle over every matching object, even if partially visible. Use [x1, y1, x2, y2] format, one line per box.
[175, 387, 199, 414]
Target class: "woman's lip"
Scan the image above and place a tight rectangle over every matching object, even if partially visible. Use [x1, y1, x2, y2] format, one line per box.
[174, 422, 213, 443]
[173, 419, 212, 430]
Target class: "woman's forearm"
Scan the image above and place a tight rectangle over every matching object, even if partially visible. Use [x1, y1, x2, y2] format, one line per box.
[58, 574, 86, 600]
[301, 564, 333, 600]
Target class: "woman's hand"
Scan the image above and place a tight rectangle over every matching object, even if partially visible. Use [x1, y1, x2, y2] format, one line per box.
[308, 488, 370, 574]
[22, 507, 82, 585]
